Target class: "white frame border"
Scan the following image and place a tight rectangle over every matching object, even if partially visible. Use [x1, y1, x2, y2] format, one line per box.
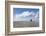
[10, 5, 42, 32]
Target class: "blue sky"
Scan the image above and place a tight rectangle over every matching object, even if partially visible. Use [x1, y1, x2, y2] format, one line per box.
[13, 8, 39, 21]
[13, 8, 39, 15]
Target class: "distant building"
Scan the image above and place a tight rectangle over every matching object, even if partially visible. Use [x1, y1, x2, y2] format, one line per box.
[30, 19, 32, 22]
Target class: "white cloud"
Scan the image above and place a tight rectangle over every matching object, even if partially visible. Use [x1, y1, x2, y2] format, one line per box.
[15, 11, 35, 18]
[35, 12, 39, 18]
[13, 11, 39, 21]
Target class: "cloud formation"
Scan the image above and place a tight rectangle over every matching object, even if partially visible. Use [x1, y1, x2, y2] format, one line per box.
[13, 11, 39, 21]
